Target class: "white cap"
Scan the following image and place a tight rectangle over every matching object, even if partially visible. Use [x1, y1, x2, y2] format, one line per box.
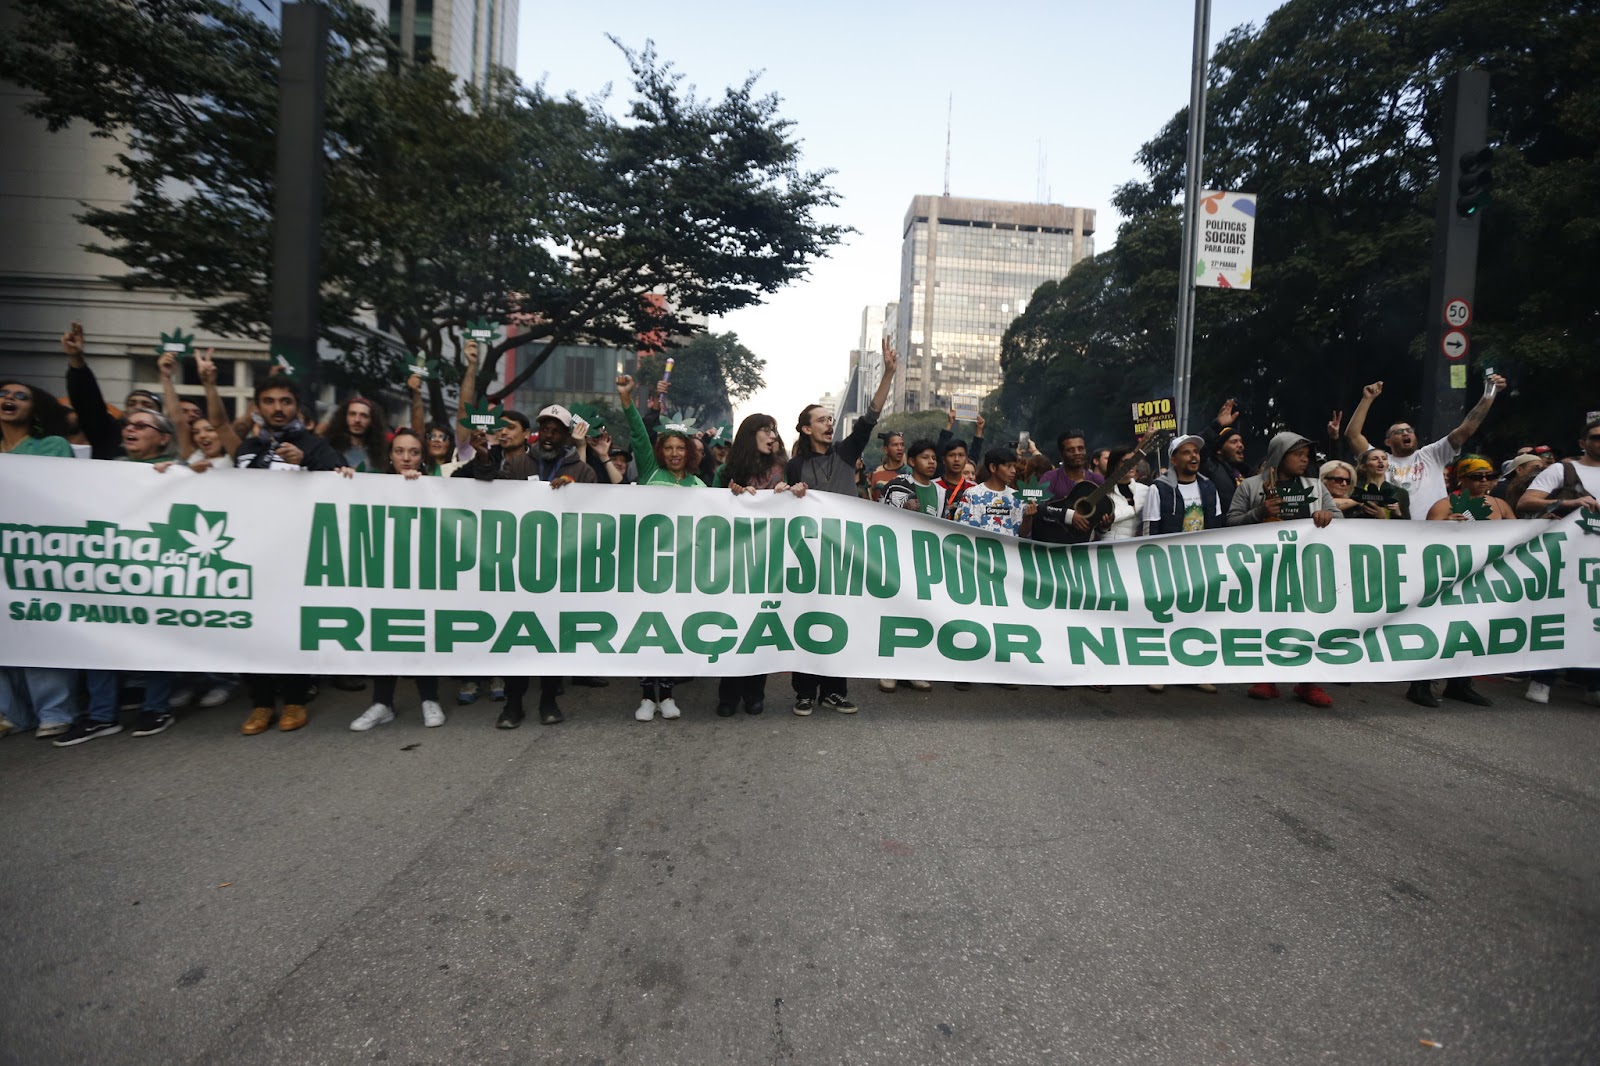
[1168, 434, 1205, 457]
[536, 404, 574, 428]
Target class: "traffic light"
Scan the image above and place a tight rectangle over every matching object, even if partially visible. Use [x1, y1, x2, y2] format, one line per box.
[1455, 146, 1494, 218]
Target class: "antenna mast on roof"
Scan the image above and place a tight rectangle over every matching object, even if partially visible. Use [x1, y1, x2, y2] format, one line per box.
[943, 94, 952, 197]
[1036, 140, 1047, 203]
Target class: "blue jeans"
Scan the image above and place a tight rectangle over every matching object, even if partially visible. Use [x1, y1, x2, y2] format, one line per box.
[85, 671, 171, 724]
[0, 667, 78, 730]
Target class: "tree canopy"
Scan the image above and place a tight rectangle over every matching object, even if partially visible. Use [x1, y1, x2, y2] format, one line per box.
[0, 0, 842, 418]
[999, 0, 1600, 455]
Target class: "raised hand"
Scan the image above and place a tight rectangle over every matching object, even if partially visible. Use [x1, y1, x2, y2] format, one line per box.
[464, 338, 480, 363]
[158, 352, 178, 379]
[1216, 399, 1238, 427]
[1327, 409, 1343, 439]
[615, 374, 635, 405]
[1363, 381, 1384, 400]
[60, 321, 85, 360]
[880, 334, 898, 376]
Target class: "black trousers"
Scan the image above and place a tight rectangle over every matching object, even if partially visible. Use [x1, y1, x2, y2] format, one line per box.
[502, 676, 561, 707]
[373, 676, 440, 706]
[719, 674, 767, 708]
[790, 672, 845, 700]
[246, 674, 311, 708]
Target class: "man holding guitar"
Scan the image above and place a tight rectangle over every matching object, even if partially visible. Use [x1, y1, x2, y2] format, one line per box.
[1034, 432, 1168, 544]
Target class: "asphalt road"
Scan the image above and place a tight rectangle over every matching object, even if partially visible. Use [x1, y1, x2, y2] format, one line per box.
[1, 673, 1597, 1065]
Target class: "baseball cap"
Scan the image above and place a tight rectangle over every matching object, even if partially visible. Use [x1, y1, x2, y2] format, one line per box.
[1168, 434, 1205, 457]
[536, 404, 574, 428]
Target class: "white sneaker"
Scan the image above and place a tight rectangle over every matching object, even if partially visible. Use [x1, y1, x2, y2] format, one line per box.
[35, 722, 71, 738]
[909, 680, 932, 691]
[634, 699, 657, 722]
[350, 703, 395, 731]
[1524, 681, 1551, 705]
[659, 698, 681, 720]
[197, 685, 233, 708]
[421, 700, 445, 727]
[878, 678, 897, 693]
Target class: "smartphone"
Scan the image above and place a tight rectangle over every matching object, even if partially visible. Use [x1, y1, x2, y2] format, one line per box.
[1018, 431, 1031, 449]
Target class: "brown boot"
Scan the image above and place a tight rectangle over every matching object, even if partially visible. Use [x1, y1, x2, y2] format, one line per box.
[278, 704, 308, 731]
[242, 706, 274, 735]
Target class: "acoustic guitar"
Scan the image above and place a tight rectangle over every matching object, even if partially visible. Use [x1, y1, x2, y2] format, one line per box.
[1032, 433, 1170, 544]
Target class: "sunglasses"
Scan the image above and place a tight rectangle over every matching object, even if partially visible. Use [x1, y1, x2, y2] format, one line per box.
[426, 433, 451, 441]
[0, 389, 33, 402]
[1461, 473, 1495, 481]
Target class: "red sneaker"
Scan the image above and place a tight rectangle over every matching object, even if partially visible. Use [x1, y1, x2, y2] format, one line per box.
[1247, 682, 1279, 700]
[1293, 683, 1334, 708]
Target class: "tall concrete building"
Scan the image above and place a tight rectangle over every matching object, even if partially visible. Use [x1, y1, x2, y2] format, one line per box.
[895, 195, 1094, 413]
[386, 0, 519, 94]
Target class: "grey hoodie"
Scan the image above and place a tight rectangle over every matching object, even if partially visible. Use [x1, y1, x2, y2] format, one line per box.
[1225, 431, 1341, 525]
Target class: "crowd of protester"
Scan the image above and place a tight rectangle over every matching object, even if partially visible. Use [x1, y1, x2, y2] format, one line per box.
[2, 325, 1598, 749]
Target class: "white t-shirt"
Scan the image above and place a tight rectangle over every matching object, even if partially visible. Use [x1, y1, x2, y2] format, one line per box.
[1387, 436, 1458, 520]
[1527, 461, 1600, 502]
[1140, 478, 1219, 533]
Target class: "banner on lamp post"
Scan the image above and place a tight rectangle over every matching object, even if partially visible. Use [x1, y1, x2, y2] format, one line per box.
[1194, 191, 1257, 290]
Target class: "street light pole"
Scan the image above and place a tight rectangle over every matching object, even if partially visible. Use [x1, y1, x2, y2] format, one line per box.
[1171, 0, 1212, 435]
[270, 3, 330, 416]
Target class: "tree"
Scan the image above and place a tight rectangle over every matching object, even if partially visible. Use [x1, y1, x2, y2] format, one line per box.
[998, 0, 1600, 455]
[629, 331, 766, 432]
[0, 3, 844, 419]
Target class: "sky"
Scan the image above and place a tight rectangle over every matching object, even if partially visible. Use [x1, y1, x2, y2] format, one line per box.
[516, 0, 1287, 425]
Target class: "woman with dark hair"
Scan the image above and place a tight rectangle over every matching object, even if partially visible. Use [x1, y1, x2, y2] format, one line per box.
[619, 373, 704, 722]
[712, 413, 807, 717]
[0, 380, 74, 456]
[349, 428, 447, 732]
[715, 413, 796, 493]
[422, 421, 461, 475]
[322, 396, 390, 472]
[1098, 444, 1149, 542]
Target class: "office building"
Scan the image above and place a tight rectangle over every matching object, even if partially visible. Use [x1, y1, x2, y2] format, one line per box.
[386, 0, 519, 94]
[838, 302, 896, 436]
[895, 195, 1094, 413]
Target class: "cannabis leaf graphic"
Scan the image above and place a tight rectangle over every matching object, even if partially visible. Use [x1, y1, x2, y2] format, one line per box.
[464, 317, 501, 344]
[179, 513, 232, 563]
[159, 327, 196, 356]
[405, 353, 439, 382]
[1576, 507, 1600, 537]
[459, 398, 506, 431]
[1016, 475, 1048, 503]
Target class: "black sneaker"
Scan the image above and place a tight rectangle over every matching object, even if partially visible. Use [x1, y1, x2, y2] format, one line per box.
[716, 703, 737, 717]
[53, 719, 124, 747]
[539, 704, 564, 725]
[496, 704, 525, 729]
[820, 693, 858, 714]
[793, 697, 814, 717]
[130, 711, 174, 737]
[745, 700, 765, 716]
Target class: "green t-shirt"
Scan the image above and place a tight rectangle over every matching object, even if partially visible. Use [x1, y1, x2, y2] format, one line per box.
[4, 435, 74, 458]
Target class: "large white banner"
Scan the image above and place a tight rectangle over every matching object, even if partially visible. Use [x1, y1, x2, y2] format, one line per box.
[3, 456, 1598, 683]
